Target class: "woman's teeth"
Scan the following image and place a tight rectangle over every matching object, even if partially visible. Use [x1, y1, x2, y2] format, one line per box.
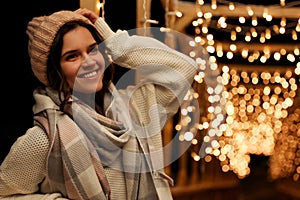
[83, 71, 97, 78]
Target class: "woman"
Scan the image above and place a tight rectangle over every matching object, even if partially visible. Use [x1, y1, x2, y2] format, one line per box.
[0, 8, 198, 200]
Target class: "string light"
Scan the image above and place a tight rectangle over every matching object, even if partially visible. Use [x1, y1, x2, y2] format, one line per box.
[135, 0, 300, 182]
[142, 0, 159, 35]
[136, 0, 300, 184]
[228, 2, 235, 11]
[181, 0, 300, 180]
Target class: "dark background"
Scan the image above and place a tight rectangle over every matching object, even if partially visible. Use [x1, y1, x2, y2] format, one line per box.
[0, 0, 136, 163]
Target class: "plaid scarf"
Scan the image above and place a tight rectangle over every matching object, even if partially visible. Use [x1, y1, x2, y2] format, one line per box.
[33, 86, 173, 200]
[34, 109, 111, 200]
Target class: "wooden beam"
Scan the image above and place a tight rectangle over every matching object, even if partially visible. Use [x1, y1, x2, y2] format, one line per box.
[195, 4, 300, 18]
[173, 1, 197, 32]
[136, 0, 177, 29]
[80, 0, 100, 16]
[136, 0, 152, 29]
[217, 63, 296, 73]
[160, 0, 177, 29]
[173, 1, 300, 32]
[215, 41, 300, 52]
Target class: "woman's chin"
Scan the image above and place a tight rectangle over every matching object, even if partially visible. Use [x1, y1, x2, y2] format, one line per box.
[73, 81, 103, 94]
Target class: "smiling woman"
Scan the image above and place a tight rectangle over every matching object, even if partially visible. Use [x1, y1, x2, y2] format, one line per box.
[0, 7, 199, 200]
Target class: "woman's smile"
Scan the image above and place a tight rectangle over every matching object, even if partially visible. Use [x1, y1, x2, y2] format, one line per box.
[78, 68, 101, 79]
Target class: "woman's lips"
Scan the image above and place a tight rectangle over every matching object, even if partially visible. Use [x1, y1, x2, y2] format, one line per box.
[78, 68, 101, 79]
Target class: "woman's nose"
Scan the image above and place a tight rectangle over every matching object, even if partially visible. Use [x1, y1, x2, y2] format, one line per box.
[81, 54, 96, 67]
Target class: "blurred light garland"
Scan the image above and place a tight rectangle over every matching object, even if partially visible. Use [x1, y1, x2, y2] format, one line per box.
[174, 0, 300, 180]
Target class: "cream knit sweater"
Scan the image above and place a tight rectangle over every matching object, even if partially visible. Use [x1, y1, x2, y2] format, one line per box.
[0, 17, 198, 200]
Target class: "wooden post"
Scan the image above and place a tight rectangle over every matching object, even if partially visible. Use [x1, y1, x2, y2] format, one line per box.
[80, 0, 100, 16]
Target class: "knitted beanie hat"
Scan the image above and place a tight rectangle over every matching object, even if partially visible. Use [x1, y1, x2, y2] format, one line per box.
[26, 10, 92, 86]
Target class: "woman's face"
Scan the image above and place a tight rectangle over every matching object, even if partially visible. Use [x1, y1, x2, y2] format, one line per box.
[60, 26, 105, 93]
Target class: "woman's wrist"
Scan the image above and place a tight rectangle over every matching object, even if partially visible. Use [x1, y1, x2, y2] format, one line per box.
[94, 17, 115, 40]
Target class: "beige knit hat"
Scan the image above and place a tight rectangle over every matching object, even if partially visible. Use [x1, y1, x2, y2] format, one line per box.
[26, 10, 92, 86]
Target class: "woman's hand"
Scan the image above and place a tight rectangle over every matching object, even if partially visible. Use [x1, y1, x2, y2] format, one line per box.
[74, 8, 99, 24]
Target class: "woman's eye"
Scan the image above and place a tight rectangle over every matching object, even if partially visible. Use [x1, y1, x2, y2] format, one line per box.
[65, 54, 78, 61]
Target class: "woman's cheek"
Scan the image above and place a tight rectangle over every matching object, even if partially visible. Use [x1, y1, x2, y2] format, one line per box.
[95, 52, 105, 68]
[62, 62, 81, 86]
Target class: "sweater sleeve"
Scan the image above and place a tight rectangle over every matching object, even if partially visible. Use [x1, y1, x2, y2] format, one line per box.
[94, 17, 199, 120]
[0, 126, 51, 198]
[94, 17, 198, 79]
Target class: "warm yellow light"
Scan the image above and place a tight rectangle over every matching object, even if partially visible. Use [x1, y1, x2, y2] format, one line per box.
[287, 54, 295, 62]
[247, 6, 254, 16]
[273, 25, 279, 34]
[295, 24, 300, 32]
[274, 52, 281, 60]
[195, 36, 201, 43]
[230, 44, 237, 51]
[252, 16, 258, 26]
[197, 11, 203, 18]
[292, 30, 298, 40]
[280, 49, 287, 55]
[226, 51, 234, 59]
[198, 0, 204, 5]
[245, 32, 251, 42]
[280, 17, 286, 27]
[260, 33, 265, 43]
[206, 45, 215, 53]
[250, 28, 257, 37]
[202, 26, 208, 33]
[265, 29, 271, 39]
[207, 34, 213, 41]
[192, 20, 198, 27]
[96, 2, 101, 10]
[294, 66, 300, 75]
[184, 131, 194, 141]
[176, 11, 183, 18]
[241, 49, 249, 58]
[217, 50, 223, 57]
[197, 18, 204, 25]
[204, 12, 212, 19]
[236, 26, 242, 32]
[279, 27, 286, 34]
[211, 0, 217, 10]
[229, 3, 235, 10]
[231, 31, 237, 41]
[193, 154, 200, 161]
[222, 65, 229, 73]
[239, 16, 246, 24]
[252, 77, 259, 84]
[248, 56, 255, 62]
[260, 56, 266, 63]
[266, 15, 272, 22]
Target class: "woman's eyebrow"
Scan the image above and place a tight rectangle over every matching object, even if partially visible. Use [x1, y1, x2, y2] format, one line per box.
[61, 42, 98, 57]
[90, 42, 98, 48]
[61, 49, 77, 58]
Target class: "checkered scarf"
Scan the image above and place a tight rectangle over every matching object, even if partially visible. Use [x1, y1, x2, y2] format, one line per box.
[34, 109, 111, 200]
[33, 86, 173, 200]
